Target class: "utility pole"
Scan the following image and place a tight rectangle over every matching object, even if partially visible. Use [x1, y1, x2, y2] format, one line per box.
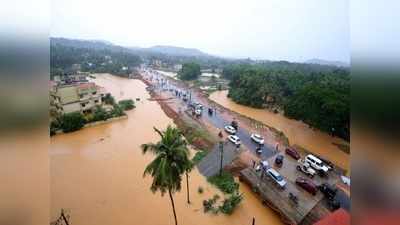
[252, 217, 255, 225]
[219, 141, 224, 176]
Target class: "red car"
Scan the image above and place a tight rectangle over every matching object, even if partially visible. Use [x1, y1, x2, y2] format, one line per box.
[285, 148, 300, 160]
[296, 177, 318, 195]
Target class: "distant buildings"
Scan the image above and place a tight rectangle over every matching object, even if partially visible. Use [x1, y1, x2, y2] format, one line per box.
[53, 73, 89, 85]
[173, 64, 182, 71]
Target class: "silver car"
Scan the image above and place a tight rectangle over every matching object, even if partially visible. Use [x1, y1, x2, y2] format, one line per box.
[224, 125, 236, 134]
[250, 133, 264, 145]
[266, 168, 286, 188]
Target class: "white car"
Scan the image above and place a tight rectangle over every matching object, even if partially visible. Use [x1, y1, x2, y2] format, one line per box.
[195, 109, 202, 116]
[305, 154, 329, 173]
[266, 168, 286, 188]
[250, 134, 264, 145]
[224, 125, 236, 134]
[228, 135, 241, 146]
[297, 159, 316, 178]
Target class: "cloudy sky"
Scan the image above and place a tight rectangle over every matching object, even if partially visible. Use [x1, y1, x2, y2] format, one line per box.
[51, 0, 349, 63]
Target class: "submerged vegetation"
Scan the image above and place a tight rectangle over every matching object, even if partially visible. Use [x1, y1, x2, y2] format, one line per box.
[192, 150, 208, 164]
[118, 99, 135, 110]
[207, 171, 239, 194]
[224, 63, 350, 140]
[203, 172, 243, 215]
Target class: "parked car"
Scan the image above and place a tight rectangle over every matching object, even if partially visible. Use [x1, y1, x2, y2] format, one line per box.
[224, 125, 236, 134]
[285, 148, 301, 160]
[296, 159, 316, 178]
[256, 145, 262, 154]
[266, 168, 286, 188]
[250, 134, 264, 145]
[195, 103, 203, 110]
[208, 108, 213, 115]
[231, 120, 238, 130]
[318, 183, 337, 200]
[296, 177, 318, 195]
[275, 155, 284, 167]
[195, 109, 202, 116]
[305, 154, 329, 174]
[228, 135, 241, 146]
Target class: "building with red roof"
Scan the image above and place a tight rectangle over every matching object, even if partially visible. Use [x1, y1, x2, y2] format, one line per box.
[314, 208, 350, 225]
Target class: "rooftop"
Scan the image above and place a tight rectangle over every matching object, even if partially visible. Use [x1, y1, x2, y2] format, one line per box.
[313, 208, 350, 225]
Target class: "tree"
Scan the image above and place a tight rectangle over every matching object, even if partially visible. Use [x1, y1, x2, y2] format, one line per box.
[224, 63, 350, 141]
[141, 125, 191, 225]
[92, 105, 108, 121]
[60, 112, 86, 132]
[184, 160, 194, 204]
[118, 99, 135, 110]
[177, 63, 201, 80]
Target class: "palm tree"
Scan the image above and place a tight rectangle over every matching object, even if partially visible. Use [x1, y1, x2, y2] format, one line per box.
[184, 160, 194, 204]
[141, 125, 191, 225]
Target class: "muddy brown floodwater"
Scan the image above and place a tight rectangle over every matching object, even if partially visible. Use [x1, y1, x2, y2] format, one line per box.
[50, 74, 282, 225]
[210, 90, 350, 171]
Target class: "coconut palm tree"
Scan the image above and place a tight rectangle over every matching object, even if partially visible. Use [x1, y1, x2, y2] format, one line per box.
[184, 160, 194, 204]
[141, 125, 191, 225]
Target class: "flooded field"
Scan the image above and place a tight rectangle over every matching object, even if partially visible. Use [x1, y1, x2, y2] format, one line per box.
[210, 90, 350, 171]
[50, 74, 282, 225]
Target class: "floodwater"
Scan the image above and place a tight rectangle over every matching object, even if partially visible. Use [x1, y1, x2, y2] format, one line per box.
[50, 74, 282, 225]
[210, 90, 350, 171]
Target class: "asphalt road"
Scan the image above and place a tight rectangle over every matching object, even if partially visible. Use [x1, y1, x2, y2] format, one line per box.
[148, 72, 278, 160]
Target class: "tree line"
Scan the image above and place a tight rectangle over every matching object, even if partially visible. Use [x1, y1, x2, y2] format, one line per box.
[223, 64, 350, 141]
[51, 44, 142, 78]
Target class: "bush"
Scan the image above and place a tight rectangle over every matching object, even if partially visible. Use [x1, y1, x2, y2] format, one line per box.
[192, 150, 207, 164]
[198, 186, 204, 194]
[203, 194, 220, 214]
[50, 120, 61, 136]
[92, 105, 109, 121]
[118, 99, 135, 111]
[111, 104, 125, 117]
[207, 171, 239, 194]
[60, 112, 86, 132]
[219, 193, 243, 215]
[103, 93, 115, 105]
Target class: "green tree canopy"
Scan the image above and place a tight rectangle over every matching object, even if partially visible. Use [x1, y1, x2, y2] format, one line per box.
[177, 62, 201, 80]
[224, 64, 350, 140]
[60, 112, 86, 132]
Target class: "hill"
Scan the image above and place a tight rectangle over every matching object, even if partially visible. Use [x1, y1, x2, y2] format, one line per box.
[146, 45, 209, 57]
[305, 58, 349, 68]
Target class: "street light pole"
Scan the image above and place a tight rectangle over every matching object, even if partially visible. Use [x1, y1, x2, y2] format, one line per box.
[219, 141, 224, 176]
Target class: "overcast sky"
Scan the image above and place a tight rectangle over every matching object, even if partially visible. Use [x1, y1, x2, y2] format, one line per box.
[51, 0, 349, 63]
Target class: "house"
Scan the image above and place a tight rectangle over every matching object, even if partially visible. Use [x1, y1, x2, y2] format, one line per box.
[50, 82, 104, 115]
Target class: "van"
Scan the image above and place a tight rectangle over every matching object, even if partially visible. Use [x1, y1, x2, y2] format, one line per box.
[305, 154, 329, 173]
[266, 168, 286, 188]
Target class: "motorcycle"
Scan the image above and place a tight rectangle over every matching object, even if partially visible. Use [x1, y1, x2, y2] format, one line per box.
[289, 192, 299, 205]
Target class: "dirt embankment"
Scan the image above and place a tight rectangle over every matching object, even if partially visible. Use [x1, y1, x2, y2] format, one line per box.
[138, 76, 217, 150]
